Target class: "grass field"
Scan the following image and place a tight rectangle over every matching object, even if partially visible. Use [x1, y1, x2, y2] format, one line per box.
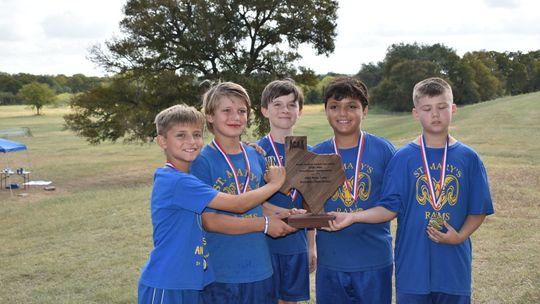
[1, 93, 539, 303]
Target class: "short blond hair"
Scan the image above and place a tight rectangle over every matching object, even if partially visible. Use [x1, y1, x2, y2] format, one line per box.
[202, 82, 251, 133]
[154, 104, 205, 136]
[413, 77, 453, 106]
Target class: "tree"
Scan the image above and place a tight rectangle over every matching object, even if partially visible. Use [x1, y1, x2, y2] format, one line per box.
[67, 0, 338, 143]
[371, 59, 440, 111]
[462, 53, 502, 100]
[356, 62, 384, 89]
[17, 82, 56, 115]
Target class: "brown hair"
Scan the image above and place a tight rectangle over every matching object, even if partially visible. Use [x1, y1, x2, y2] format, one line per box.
[154, 104, 205, 136]
[413, 77, 453, 106]
[323, 77, 369, 109]
[261, 79, 304, 110]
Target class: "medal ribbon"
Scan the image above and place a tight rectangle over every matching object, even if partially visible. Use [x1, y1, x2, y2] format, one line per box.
[212, 139, 251, 194]
[419, 134, 448, 209]
[266, 134, 298, 201]
[164, 162, 177, 170]
[332, 131, 365, 203]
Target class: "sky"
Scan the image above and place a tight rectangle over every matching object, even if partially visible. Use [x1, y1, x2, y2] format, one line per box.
[0, 0, 539, 77]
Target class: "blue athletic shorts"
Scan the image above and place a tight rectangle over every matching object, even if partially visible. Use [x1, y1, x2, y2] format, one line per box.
[270, 252, 310, 301]
[316, 264, 392, 304]
[397, 292, 471, 304]
[201, 276, 276, 304]
[138, 283, 202, 304]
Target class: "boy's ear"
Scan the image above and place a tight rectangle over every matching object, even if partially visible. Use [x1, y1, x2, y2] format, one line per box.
[412, 107, 419, 121]
[363, 105, 368, 116]
[156, 135, 167, 149]
[261, 107, 270, 118]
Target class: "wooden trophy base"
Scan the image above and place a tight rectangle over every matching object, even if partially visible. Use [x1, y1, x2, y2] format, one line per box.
[283, 213, 336, 229]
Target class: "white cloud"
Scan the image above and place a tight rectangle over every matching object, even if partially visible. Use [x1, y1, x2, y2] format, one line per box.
[484, 0, 521, 8]
[0, 0, 538, 76]
[41, 12, 109, 39]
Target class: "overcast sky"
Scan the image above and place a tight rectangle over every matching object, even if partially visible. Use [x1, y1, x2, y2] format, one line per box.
[0, 0, 538, 77]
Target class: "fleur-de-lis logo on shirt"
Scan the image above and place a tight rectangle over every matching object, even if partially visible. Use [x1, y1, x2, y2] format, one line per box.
[416, 174, 459, 211]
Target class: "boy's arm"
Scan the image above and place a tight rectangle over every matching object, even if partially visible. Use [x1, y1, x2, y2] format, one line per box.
[323, 206, 397, 231]
[201, 211, 297, 238]
[207, 166, 286, 213]
[426, 214, 487, 245]
[308, 229, 317, 273]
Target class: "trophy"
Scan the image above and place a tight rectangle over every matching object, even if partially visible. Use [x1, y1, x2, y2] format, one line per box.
[279, 136, 346, 228]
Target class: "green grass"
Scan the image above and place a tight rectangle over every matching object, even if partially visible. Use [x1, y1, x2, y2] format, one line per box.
[1, 93, 539, 303]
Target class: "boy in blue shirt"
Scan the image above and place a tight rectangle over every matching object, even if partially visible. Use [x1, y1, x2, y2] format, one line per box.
[190, 82, 298, 304]
[256, 79, 316, 304]
[312, 77, 396, 304]
[138, 104, 289, 304]
[325, 77, 494, 304]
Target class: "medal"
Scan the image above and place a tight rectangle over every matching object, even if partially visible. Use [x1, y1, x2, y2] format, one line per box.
[212, 139, 251, 194]
[266, 134, 298, 201]
[419, 134, 448, 210]
[332, 131, 365, 204]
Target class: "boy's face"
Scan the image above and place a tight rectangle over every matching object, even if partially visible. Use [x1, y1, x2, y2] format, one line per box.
[261, 93, 302, 132]
[157, 123, 204, 169]
[207, 95, 248, 140]
[325, 96, 367, 138]
[412, 94, 456, 136]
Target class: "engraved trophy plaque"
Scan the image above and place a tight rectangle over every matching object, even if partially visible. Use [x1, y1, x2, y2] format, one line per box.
[279, 136, 346, 228]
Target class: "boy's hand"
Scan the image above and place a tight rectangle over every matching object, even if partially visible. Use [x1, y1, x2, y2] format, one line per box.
[290, 207, 307, 215]
[246, 141, 266, 156]
[321, 211, 355, 231]
[264, 166, 286, 187]
[426, 221, 464, 245]
[266, 212, 297, 238]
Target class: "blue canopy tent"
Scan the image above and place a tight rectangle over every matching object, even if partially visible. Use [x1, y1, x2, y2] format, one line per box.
[1, 138, 29, 193]
[0, 138, 27, 153]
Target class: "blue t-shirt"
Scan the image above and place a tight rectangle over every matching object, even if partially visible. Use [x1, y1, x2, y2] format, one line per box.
[378, 141, 494, 296]
[256, 136, 308, 255]
[139, 167, 219, 290]
[313, 133, 395, 271]
[190, 143, 273, 283]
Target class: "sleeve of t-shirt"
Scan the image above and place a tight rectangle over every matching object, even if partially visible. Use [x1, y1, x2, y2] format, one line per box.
[173, 174, 219, 214]
[467, 153, 495, 215]
[190, 155, 219, 213]
[377, 155, 405, 214]
[382, 138, 397, 168]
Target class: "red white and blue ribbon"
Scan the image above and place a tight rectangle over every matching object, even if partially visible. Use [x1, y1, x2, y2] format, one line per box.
[266, 134, 298, 201]
[212, 139, 251, 194]
[332, 131, 365, 203]
[419, 134, 448, 209]
[164, 162, 177, 170]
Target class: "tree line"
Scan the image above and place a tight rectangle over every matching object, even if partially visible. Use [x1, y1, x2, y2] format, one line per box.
[0, 72, 105, 109]
[353, 43, 540, 111]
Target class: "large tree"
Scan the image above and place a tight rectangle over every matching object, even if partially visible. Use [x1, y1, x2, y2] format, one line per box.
[17, 82, 56, 115]
[67, 0, 338, 143]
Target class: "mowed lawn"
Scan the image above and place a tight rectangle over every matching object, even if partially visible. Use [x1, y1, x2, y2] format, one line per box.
[1, 93, 539, 303]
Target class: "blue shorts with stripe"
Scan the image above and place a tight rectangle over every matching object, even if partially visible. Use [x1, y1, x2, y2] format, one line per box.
[138, 283, 202, 304]
[397, 292, 471, 304]
[316, 264, 392, 304]
[201, 276, 276, 304]
[270, 252, 310, 302]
